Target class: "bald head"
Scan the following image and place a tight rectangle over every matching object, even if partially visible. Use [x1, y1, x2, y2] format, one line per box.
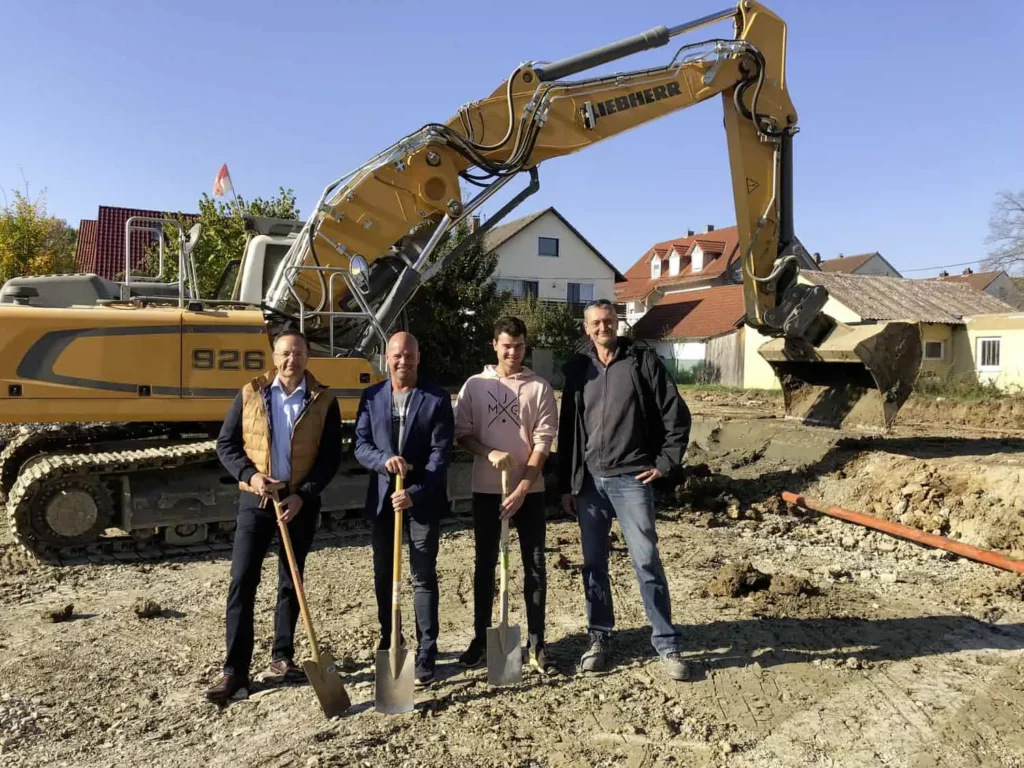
[387, 331, 420, 389]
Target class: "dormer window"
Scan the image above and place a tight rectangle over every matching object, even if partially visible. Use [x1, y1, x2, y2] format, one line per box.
[692, 245, 704, 273]
[650, 255, 661, 279]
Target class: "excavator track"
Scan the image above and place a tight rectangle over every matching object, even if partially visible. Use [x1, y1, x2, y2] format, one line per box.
[6, 439, 224, 565]
[0, 423, 170, 503]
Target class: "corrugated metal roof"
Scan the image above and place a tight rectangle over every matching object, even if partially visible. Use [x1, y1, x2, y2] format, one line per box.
[801, 270, 1014, 323]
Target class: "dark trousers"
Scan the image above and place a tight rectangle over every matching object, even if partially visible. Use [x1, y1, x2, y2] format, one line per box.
[224, 500, 319, 677]
[372, 510, 440, 661]
[577, 472, 681, 656]
[472, 491, 547, 649]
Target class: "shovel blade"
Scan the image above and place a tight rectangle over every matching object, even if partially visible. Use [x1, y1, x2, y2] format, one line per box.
[302, 651, 351, 719]
[374, 648, 415, 714]
[486, 623, 522, 686]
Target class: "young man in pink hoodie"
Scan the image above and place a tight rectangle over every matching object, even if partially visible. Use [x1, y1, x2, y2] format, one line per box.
[454, 315, 559, 673]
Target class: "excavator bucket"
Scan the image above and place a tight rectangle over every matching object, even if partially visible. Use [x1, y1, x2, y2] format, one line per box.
[758, 321, 922, 431]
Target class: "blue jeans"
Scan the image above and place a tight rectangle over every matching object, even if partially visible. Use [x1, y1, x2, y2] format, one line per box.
[577, 472, 681, 656]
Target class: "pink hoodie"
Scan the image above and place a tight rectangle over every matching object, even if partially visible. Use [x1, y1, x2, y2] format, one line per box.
[454, 365, 558, 495]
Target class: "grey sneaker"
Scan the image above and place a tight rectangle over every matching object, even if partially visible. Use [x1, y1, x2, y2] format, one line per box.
[661, 651, 692, 681]
[580, 631, 610, 673]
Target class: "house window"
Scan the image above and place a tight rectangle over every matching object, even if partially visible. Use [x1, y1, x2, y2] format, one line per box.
[977, 337, 1001, 370]
[691, 245, 704, 273]
[538, 237, 559, 257]
[923, 341, 944, 360]
[668, 253, 679, 277]
[651, 257, 661, 279]
[495, 278, 538, 298]
[567, 282, 594, 304]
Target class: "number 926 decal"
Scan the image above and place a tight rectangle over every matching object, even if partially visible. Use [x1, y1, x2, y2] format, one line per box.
[192, 349, 265, 371]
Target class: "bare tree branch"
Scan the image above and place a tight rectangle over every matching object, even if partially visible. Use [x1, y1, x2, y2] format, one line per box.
[983, 190, 1024, 274]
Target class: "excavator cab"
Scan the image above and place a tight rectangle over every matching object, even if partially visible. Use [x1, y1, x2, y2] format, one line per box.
[759, 320, 923, 430]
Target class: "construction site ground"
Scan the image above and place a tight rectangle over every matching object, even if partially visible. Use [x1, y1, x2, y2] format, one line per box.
[2, 388, 1024, 767]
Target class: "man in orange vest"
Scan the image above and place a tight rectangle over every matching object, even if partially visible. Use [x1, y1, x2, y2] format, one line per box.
[205, 328, 342, 704]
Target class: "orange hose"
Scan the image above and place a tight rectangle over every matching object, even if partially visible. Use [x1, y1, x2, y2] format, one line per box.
[781, 492, 1024, 575]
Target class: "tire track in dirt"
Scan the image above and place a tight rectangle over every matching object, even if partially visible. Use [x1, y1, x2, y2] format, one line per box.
[735, 622, 1024, 767]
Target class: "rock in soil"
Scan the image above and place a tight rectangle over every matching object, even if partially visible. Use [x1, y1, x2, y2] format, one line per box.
[707, 561, 771, 597]
[41, 604, 74, 623]
[769, 574, 813, 596]
[132, 598, 163, 619]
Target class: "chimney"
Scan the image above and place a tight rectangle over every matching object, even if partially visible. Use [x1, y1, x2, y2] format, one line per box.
[813, 252, 821, 265]
[939, 269, 949, 277]
[469, 215, 481, 233]
[963, 267, 973, 275]
[686, 229, 695, 237]
[705, 224, 715, 233]
[837, 253, 843, 259]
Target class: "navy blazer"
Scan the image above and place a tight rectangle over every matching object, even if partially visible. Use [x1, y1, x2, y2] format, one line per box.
[353, 378, 454, 521]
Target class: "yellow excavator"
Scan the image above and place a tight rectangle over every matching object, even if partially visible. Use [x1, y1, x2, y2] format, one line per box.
[0, 0, 921, 563]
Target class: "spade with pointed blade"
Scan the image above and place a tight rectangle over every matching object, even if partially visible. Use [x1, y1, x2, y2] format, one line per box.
[374, 471, 416, 713]
[270, 486, 350, 718]
[487, 469, 522, 686]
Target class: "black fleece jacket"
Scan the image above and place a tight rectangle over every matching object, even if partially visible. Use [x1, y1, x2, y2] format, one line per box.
[557, 337, 690, 496]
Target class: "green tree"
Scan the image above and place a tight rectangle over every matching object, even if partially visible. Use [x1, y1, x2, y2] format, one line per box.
[0, 190, 78, 282]
[404, 222, 501, 384]
[499, 294, 585, 360]
[149, 188, 299, 297]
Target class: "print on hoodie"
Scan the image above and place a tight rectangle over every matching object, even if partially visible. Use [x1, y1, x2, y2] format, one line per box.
[455, 365, 558, 495]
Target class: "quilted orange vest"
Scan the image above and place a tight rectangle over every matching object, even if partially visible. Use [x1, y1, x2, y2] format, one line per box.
[238, 371, 334, 493]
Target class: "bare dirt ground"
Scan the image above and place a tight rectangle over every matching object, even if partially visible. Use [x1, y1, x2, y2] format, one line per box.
[3, 391, 1024, 767]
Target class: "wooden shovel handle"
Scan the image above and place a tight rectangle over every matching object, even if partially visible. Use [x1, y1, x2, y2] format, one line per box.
[498, 469, 510, 627]
[390, 472, 404, 652]
[272, 490, 321, 666]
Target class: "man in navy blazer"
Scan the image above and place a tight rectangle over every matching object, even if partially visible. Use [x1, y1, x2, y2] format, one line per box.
[354, 331, 454, 685]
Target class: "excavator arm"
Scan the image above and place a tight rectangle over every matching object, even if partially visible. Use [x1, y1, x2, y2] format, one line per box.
[266, 0, 921, 429]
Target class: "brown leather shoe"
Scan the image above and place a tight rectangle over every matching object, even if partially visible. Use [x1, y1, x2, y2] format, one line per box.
[260, 658, 303, 683]
[204, 674, 250, 704]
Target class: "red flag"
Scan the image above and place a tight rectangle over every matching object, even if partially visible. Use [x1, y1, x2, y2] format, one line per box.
[213, 164, 233, 197]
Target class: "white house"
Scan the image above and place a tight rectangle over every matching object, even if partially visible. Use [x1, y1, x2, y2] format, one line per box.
[480, 207, 625, 313]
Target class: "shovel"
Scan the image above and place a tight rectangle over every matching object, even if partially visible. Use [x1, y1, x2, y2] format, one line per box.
[487, 469, 522, 686]
[269, 486, 351, 718]
[374, 471, 416, 713]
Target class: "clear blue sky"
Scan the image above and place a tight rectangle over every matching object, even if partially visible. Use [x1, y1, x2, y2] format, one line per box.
[2, 0, 1022, 278]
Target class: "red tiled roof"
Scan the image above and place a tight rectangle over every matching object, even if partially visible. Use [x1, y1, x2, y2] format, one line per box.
[616, 226, 740, 302]
[817, 252, 878, 273]
[694, 238, 726, 253]
[93, 206, 197, 279]
[934, 271, 1001, 292]
[75, 220, 97, 273]
[632, 285, 745, 340]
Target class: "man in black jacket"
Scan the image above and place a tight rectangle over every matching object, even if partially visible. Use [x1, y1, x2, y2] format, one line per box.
[206, 329, 342, 704]
[558, 299, 692, 681]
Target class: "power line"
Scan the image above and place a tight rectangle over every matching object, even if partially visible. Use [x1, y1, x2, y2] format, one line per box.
[900, 259, 986, 274]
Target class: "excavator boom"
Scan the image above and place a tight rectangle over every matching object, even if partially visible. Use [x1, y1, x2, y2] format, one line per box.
[264, 0, 921, 429]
